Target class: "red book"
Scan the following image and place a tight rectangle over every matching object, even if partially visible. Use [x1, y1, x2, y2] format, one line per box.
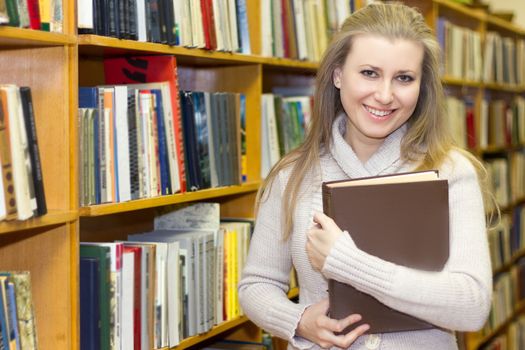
[205, 0, 217, 50]
[200, 0, 212, 50]
[104, 55, 187, 193]
[26, 0, 41, 29]
[465, 104, 477, 149]
[123, 246, 142, 350]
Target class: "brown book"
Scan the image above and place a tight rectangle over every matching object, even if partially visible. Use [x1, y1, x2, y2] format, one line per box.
[322, 170, 449, 334]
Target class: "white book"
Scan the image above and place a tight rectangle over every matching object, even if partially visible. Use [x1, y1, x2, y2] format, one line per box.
[292, 0, 308, 60]
[0, 165, 5, 220]
[260, 0, 272, 56]
[138, 91, 152, 198]
[121, 251, 135, 350]
[190, 0, 206, 48]
[271, 0, 283, 57]
[227, 0, 239, 52]
[1, 85, 32, 220]
[77, 0, 94, 30]
[335, 0, 350, 29]
[136, 0, 147, 41]
[212, 0, 225, 51]
[204, 93, 219, 187]
[181, 0, 194, 47]
[114, 85, 131, 202]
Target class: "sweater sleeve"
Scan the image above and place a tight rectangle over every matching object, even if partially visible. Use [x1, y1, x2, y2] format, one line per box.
[321, 153, 493, 332]
[238, 172, 315, 349]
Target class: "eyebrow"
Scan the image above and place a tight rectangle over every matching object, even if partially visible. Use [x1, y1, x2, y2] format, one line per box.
[359, 65, 417, 75]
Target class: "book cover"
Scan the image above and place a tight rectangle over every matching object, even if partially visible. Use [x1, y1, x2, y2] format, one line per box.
[322, 170, 449, 334]
[0, 91, 17, 220]
[80, 257, 101, 350]
[20, 87, 47, 216]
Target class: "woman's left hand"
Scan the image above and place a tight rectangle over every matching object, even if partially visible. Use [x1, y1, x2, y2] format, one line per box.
[306, 212, 344, 271]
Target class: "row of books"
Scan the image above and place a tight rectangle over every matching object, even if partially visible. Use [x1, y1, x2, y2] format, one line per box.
[486, 263, 525, 337]
[79, 202, 251, 350]
[436, 18, 525, 86]
[481, 314, 525, 350]
[445, 95, 525, 150]
[437, 18, 482, 82]
[261, 0, 354, 61]
[78, 83, 245, 205]
[0, 85, 47, 222]
[260, 93, 312, 177]
[0, 0, 61, 32]
[77, 0, 250, 53]
[484, 153, 525, 210]
[484, 32, 525, 86]
[488, 207, 525, 273]
[0, 271, 38, 350]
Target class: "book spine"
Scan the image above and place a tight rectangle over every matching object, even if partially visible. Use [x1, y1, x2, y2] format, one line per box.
[0, 92, 17, 220]
[20, 87, 47, 216]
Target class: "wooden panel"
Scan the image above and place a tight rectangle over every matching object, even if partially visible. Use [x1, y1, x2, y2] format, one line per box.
[78, 56, 106, 86]
[0, 225, 73, 350]
[0, 46, 71, 211]
[219, 192, 257, 219]
[223, 320, 262, 343]
[80, 209, 156, 241]
[247, 0, 261, 55]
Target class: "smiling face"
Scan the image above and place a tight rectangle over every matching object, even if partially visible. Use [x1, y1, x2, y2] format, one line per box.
[333, 34, 424, 161]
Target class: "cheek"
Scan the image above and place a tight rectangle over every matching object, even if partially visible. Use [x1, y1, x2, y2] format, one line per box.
[399, 86, 421, 110]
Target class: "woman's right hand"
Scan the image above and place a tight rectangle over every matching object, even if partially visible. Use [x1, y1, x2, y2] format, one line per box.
[296, 298, 370, 349]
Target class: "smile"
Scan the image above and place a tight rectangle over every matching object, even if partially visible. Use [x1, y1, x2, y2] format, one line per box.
[364, 105, 395, 117]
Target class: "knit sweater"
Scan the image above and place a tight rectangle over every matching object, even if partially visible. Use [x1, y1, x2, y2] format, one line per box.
[238, 115, 492, 350]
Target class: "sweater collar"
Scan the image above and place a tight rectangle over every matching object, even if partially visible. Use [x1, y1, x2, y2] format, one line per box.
[329, 114, 408, 179]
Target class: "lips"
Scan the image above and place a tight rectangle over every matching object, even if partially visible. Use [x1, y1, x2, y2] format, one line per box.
[364, 104, 395, 117]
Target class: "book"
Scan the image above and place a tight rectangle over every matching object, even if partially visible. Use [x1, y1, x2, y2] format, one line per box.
[322, 170, 449, 334]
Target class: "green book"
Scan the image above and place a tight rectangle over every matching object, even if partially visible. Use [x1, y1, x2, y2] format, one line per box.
[80, 245, 111, 350]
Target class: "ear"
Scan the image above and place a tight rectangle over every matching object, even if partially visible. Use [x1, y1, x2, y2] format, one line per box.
[333, 68, 342, 89]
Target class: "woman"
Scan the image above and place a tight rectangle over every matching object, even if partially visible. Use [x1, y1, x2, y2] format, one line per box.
[238, 3, 492, 349]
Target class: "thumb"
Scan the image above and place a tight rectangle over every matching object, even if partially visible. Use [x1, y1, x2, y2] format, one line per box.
[313, 211, 337, 230]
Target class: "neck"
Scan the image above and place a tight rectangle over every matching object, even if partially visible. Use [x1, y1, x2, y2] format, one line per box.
[344, 132, 384, 163]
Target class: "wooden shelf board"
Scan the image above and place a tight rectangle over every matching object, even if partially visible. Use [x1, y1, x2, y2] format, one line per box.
[79, 182, 261, 217]
[483, 83, 524, 93]
[0, 27, 75, 46]
[0, 210, 77, 234]
[78, 35, 319, 70]
[442, 77, 483, 88]
[476, 301, 525, 348]
[486, 16, 525, 35]
[434, 0, 486, 21]
[173, 316, 250, 349]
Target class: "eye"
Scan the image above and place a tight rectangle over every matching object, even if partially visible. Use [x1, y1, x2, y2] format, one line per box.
[360, 70, 378, 78]
[397, 74, 414, 83]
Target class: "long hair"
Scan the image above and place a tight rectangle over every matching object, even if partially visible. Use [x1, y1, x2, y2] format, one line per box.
[257, 2, 492, 239]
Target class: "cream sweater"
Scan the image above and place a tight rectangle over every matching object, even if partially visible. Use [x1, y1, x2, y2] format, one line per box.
[238, 116, 492, 350]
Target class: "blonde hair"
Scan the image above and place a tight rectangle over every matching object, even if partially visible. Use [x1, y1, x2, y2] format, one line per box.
[257, 2, 493, 239]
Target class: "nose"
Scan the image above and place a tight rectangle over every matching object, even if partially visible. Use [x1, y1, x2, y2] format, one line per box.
[374, 81, 394, 105]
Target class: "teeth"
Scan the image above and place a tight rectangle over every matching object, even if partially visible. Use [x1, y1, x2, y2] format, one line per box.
[365, 105, 393, 117]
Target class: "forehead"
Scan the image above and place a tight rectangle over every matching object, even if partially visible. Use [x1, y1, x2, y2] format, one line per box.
[344, 34, 424, 71]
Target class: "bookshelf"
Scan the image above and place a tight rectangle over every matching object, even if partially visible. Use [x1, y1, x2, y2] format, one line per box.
[1, 0, 523, 349]
[396, 1, 525, 349]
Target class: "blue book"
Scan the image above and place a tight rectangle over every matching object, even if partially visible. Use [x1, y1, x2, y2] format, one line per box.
[152, 89, 171, 195]
[236, 0, 251, 54]
[80, 257, 101, 350]
[79, 87, 99, 108]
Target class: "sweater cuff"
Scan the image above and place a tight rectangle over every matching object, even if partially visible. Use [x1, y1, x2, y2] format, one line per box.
[267, 301, 316, 349]
[322, 232, 395, 296]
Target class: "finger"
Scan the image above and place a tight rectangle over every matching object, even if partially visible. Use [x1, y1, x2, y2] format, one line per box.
[339, 324, 370, 348]
[320, 314, 361, 333]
